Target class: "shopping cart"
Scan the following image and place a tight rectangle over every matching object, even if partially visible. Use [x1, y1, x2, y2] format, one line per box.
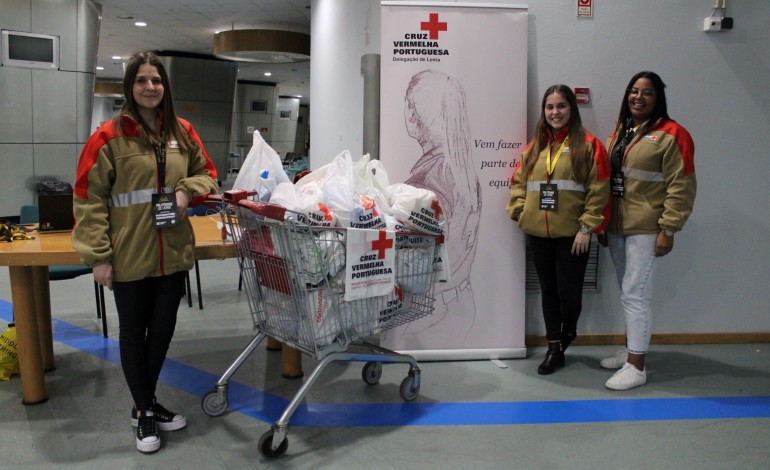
[200, 193, 440, 459]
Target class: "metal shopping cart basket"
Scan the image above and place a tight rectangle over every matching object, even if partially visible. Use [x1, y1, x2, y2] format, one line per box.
[200, 193, 440, 459]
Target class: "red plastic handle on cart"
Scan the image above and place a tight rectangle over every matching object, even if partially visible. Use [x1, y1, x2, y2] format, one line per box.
[238, 200, 287, 221]
[223, 189, 257, 201]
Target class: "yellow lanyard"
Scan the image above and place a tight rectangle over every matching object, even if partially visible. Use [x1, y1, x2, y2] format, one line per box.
[546, 135, 569, 176]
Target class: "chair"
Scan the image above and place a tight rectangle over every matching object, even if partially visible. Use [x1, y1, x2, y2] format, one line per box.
[185, 206, 212, 309]
[20, 205, 108, 337]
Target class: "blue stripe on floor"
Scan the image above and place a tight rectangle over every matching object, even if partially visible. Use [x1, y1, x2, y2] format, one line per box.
[2, 298, 770, 426]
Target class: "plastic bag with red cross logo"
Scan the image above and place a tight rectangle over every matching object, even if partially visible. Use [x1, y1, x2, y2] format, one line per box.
[343, 228, 397, 302]
[385, 183, 445, 236]
[296, 179, 338, 227]
[321, 151, 387, 230]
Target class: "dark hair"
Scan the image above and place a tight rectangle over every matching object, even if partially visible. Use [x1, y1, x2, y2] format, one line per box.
[616, 71, 670, 135]
[114, 51, 193, 153]
[524, 85, 590, 183]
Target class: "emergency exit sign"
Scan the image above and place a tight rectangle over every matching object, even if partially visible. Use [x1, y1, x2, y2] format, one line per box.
[577, 0, 592, 17]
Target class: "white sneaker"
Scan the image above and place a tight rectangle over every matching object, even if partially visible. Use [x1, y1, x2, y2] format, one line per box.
[605, 362, 647, 391]
[600, 349, 629, 369]
[135, 410, 160, 453]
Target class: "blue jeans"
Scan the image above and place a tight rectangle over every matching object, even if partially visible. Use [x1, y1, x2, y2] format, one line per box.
[607, 233, 658, 355]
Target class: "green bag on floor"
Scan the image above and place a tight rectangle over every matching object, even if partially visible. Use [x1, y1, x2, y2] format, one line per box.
[0, 323, 20, 381]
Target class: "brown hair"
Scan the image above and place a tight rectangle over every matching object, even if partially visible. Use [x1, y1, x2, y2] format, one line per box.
[523, 85, 590, 183]
[114, 51, 194, 153]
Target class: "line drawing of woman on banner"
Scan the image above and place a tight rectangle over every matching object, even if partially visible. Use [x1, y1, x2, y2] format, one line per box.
[396, 69, 482, 347]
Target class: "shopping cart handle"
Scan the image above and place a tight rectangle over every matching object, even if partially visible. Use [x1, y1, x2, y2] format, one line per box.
[238, 200, 286, 221]
[223, 189, 257, 201]
[202, 194, 224, 207]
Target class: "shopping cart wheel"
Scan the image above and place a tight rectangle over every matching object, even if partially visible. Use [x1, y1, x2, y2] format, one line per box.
[201, 390, 228, 417]
[258, 430, 288, 459]
[361, 362, 383, 385]
[399, 375, 420, 401]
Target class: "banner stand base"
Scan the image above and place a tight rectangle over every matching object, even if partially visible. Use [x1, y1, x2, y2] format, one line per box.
[394, 347, 527, 362]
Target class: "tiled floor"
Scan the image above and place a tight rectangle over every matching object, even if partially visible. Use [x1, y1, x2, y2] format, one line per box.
[2, 256, 770, 469]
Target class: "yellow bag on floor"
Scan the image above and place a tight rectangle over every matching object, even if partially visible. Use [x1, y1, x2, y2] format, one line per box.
[0, 323, 20, 381]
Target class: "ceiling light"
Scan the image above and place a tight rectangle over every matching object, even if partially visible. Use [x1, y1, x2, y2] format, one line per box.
[96, 66, 104, 70]
[111, 56, 121, 60]
[135, 21, 147, 27]
[264, 72, 272, 77]
[213, 29, 310, 63]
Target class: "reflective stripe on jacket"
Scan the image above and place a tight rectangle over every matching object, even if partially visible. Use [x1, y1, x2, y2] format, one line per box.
[605, 118, 696, 235]
[507, 129, 610, 238]
[72, 115, 218, 282]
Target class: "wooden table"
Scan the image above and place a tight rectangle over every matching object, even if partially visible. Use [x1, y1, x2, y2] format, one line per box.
[0, 216, 234, 405]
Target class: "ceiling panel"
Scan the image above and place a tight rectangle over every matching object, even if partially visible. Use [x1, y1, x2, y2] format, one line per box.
[95, 0, 311, 103]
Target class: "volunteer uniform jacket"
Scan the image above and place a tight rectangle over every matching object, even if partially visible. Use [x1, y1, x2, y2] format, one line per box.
[72, 114, 218, 282]
[605, 118, 696, 235]
[507, 128, 610, 238]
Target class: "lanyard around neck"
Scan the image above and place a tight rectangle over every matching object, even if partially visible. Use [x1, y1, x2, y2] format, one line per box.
[153, 131, 167, 190]
[546, 135, 569, 176]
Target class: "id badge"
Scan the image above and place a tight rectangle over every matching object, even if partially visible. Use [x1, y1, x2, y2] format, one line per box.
[152, 191, 178, 228]
[611, 171, 625, 198]
[539, 183, 558, 211]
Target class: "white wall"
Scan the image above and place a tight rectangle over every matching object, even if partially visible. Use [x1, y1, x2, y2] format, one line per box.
[313, 0, 770, 336]
[91, 96, 121, 132]
[310, 0, 380, 163]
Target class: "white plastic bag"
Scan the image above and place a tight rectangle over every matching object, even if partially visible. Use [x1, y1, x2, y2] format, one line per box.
[386, 183, 445, 236]
[395, 244, 434, 294]
[269, 182, 300, 210]
[296, 179, 337, 227]
[294, 229, 345, 286]
[321, 152, 387, 229]
[343, 228, 397, 301]
[363, 158, 392, 213]
[256, 170, 277, 202]
[370, 287, 406, 331]
[233, 131, 291, 197]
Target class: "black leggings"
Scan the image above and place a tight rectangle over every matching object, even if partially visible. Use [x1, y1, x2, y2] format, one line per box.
[528, 235, 589, 342]
[113, 271, 185, 411]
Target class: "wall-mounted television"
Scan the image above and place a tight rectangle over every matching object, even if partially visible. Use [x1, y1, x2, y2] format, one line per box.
[251, 100, 267, 113]
[1, 30, 60, 70]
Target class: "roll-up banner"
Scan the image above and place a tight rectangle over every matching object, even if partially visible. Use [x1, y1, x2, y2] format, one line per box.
[379, 2, 528, 360]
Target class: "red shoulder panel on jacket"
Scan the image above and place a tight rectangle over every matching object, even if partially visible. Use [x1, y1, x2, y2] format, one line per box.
[658, 120, 695, 176]
[74, 121, 119, 199]
[584, 130, 610, 180]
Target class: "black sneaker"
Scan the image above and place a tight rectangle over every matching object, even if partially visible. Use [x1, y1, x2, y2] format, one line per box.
[131, 403, 187, 432]
[135, 410, 160, 453]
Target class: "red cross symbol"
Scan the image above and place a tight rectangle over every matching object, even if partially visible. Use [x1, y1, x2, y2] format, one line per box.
[371, 230, 394, 260]
[421, 13, 447, 40]
[318, 202, 333, 221]
[359, 195, 379, 217]
[430, 199, 444, 220]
